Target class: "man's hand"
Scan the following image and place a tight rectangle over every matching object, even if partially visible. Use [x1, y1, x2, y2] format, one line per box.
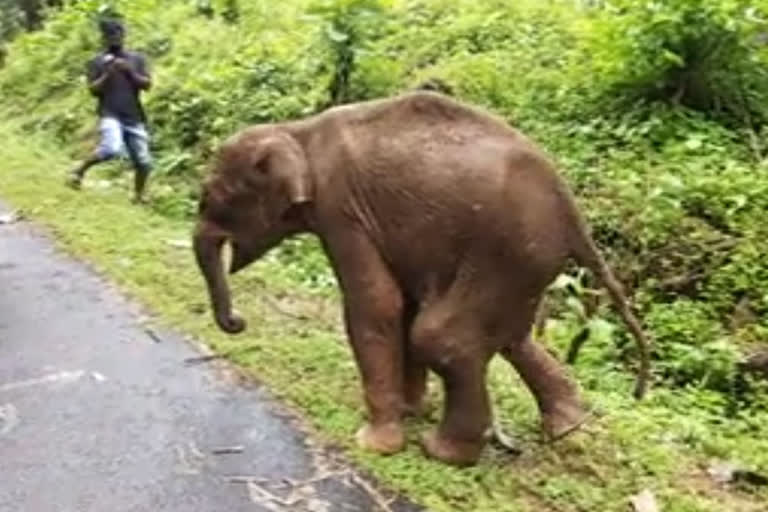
[88, 71, 110, 95]
[111, 57, 151, 89]
[88, 55, 151, 93]
[112, 57, 132, 72]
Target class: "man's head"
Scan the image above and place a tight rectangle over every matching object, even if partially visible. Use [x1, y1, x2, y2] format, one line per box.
[99, 19, 125, 52]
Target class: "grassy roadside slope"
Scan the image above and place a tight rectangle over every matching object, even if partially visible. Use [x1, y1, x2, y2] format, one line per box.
[2, 122, 767, 511]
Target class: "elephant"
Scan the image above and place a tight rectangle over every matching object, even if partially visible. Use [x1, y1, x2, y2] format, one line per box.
[192, 90, 651, 467]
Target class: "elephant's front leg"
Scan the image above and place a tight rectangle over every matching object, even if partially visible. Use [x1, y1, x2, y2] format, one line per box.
[330, 231, 408, 455]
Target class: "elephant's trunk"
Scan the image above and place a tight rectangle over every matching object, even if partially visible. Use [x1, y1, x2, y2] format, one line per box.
[193, 225, 246, 334]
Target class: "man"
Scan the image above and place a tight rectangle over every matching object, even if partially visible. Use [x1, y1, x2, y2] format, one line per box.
[67, 19, 153, 204]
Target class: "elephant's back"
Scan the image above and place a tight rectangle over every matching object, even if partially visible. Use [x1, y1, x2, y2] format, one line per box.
[313, 92, 572, 297]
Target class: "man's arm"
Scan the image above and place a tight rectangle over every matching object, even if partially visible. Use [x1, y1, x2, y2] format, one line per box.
[86, 58, 111, 96]
[114, 54, 151, 91]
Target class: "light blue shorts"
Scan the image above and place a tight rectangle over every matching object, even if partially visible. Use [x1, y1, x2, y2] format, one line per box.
[97, 117, 152, 172]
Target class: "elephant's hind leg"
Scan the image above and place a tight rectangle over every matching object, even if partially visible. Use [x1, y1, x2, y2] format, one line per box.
[500, 334, 588, 440]
[402, 300, 429, 417]
[410, 306, 494, 466]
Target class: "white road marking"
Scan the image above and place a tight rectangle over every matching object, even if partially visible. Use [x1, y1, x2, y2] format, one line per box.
[90, 371, 108, 382]
[0, 370, 86, 393]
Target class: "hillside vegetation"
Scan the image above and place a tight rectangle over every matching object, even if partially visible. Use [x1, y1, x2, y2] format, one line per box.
[1, 1, 768, 510]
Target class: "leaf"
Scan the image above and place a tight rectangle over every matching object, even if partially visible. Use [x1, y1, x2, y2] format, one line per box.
[661, 49, 684, 67]
[685, 138, 703, 151]
[550, 273, 581, 292]
[166, 239, 192, 249]
[326, 26, 350, 43]
[630, 489, 660, 512]
[659, 173, 684, 190]
[566, 296, 586, 317]
[587, 317, 617, 344]
[726, 194, 748, 216]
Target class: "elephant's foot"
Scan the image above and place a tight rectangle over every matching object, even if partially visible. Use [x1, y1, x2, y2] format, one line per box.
[541, 398, 589, 441]
[420, 429, 485, 467]
[355, 421, 405, 455]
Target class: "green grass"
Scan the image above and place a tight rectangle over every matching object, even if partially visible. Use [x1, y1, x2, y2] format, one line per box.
[1, 121, 767, 512]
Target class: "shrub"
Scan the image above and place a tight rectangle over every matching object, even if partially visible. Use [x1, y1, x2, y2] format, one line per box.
[646, 300, 740, 391]
[578, 0, 768, 130]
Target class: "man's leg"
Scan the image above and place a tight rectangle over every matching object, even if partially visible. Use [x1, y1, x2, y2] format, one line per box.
[123, 122, 153, 204]
[67, 117, 123, 189]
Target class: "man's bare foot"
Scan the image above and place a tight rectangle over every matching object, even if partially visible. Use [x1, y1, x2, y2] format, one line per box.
[65, 172, 82, 190]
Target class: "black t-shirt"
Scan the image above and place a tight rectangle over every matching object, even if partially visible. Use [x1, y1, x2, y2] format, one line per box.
[86, 50, 149, 123]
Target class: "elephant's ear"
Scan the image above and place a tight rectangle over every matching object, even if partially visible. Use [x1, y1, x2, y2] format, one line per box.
[252, 132, 313, 206]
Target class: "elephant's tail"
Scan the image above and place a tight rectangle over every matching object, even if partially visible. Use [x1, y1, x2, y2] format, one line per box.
[565, 193, 652, 400]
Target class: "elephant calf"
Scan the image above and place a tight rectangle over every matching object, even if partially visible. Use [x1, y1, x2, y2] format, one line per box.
[192, 91, 651, 466]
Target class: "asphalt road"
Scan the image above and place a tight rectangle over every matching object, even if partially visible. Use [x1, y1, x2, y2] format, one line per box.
[0, 201, 422, 512]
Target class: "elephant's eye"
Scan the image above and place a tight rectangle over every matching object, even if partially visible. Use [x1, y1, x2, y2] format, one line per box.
[254, 159, 269, 175]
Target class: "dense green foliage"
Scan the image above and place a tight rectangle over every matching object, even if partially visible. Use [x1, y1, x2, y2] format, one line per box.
[0, 1, 64, 42]
[1, 1, 768, 509]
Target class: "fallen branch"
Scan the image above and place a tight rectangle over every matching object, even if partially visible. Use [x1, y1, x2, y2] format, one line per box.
[251, 276, 317, 323]
[247, 480, 302, 508]
[143, 327, 163, 343]
[212, 445, 245, 455]
[276, 471, 345, 489]
[346, 471, 397, 512]
[262, 295, 312, 322]
[656, 272, 707, 292]
[184, 345, 261, 366]
[227, 476, 269, 484]
[184, 354, 226, 365]
[228, 467, 397, 512]
[490, 419, 522, 455]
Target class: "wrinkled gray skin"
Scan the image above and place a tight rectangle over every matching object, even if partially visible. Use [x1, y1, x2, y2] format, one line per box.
[193, 91, 651, 467]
